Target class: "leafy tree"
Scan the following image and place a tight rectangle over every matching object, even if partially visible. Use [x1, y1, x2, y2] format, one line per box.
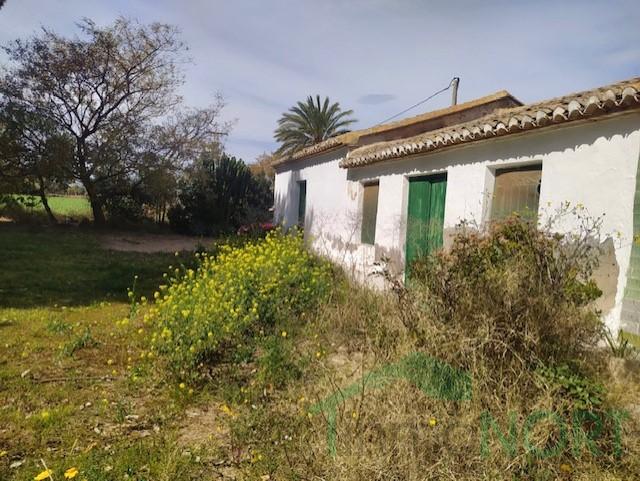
[247, 152, 276, 223]
[246, 174, 274, 222]
[169, 152, 272, 235]
[0, 103, 73, 223]
[0, 17, 228, 225]
[274, 95, 356, 157]
[137, 157, 179, 224]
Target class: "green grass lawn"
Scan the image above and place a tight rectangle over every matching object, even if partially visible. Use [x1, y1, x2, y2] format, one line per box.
[0, 225, 222, 481]
[1, 195, 92, 221]
[45, 196, 92, 218]
[0, 225, 183, 307]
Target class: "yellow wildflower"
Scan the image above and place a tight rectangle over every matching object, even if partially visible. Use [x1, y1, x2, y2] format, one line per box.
[64, 467, 79, 479]
[179, 383, 186, 390]
[34, 469, 53, 481]
[428, 417, 437, 427]
[220, 403, 236, 417]
[281, 331, 287, 338]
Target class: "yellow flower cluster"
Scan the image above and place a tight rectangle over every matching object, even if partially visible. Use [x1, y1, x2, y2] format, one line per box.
[34, 466, 78, 480]
[148, 231, 332, 376]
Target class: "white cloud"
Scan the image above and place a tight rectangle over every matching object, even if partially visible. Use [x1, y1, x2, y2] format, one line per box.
[1, 0, 639, 162]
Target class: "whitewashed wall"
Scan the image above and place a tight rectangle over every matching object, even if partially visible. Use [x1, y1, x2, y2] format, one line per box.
[274, 147, 379, 280]
[274, 113, 640, 332]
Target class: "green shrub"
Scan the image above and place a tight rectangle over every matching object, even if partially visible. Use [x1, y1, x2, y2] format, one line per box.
[536, 363, 605, 411]
[147, 230, 332, 379]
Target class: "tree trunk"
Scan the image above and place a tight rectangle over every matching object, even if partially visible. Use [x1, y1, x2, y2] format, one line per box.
[82, 179, 106, 225]
[76, 139, 106, 226]
[89, 193, 106, 225]
[37, 182, 57, 225]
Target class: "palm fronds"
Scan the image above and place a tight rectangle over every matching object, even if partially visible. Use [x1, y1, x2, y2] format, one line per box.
[274, 95, 356, 157]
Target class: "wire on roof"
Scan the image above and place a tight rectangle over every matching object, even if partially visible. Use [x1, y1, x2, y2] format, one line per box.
[376, 77, 458, 125]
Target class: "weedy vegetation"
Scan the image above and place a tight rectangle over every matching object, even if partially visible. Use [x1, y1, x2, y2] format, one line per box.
[220, 217, 640, 481]
[0, 225, 206, 481]
[1, 217, 639, 481]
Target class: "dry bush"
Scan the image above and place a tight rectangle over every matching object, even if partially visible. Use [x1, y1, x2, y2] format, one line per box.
[234, 217, 639, 480]
[409, 216, 604, 373]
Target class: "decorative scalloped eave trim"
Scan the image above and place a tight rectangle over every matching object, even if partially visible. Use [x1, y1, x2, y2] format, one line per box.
[341, 81, 640, 168]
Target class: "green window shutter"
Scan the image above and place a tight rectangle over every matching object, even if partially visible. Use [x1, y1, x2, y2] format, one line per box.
[361, 182, 379, 245]
[406, 174, 447, 276]
[490, 165, 541, 220]
[297, 180, 306, 226]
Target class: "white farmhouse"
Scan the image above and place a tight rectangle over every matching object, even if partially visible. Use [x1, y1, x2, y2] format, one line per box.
[273, 77, 640, 338]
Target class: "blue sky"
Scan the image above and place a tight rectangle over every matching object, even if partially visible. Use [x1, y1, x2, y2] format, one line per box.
[1, 0, 639, 163]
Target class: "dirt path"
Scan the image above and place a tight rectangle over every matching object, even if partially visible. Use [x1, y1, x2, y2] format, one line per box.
[98, 232, 217, 253]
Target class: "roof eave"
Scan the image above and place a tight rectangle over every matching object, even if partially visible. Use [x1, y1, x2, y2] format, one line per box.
[341, 78, 640, 169]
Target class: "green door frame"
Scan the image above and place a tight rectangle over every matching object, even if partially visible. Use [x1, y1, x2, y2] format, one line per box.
[297, 180, 307, 227]
[405, 173, 448, 277]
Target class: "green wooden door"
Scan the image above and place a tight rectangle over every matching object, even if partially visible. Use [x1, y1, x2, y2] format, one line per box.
[405, 174, 447, 274]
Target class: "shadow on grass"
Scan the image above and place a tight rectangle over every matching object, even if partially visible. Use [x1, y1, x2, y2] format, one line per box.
[0, 224, 195, 308]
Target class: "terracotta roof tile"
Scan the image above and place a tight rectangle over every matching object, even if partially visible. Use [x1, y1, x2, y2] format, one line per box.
[341, 77, 640, 168]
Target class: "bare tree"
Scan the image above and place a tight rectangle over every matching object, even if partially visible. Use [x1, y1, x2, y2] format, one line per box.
[0, 17, 206, 224]
[147, 98, 230, 169]
[250, 151, 276, 182]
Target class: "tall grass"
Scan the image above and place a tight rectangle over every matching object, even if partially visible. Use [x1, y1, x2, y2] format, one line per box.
[232, 217, 640, 481]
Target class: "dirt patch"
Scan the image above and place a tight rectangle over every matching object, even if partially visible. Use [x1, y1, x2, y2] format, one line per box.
[325, 346, 366, 385]
[176, 404, 248, 480]
[178, 405, 232, 448]
[98, 232, 217, 253]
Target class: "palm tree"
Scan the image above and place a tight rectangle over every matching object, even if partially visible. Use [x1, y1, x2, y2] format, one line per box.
[275, 95, 356, 157]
